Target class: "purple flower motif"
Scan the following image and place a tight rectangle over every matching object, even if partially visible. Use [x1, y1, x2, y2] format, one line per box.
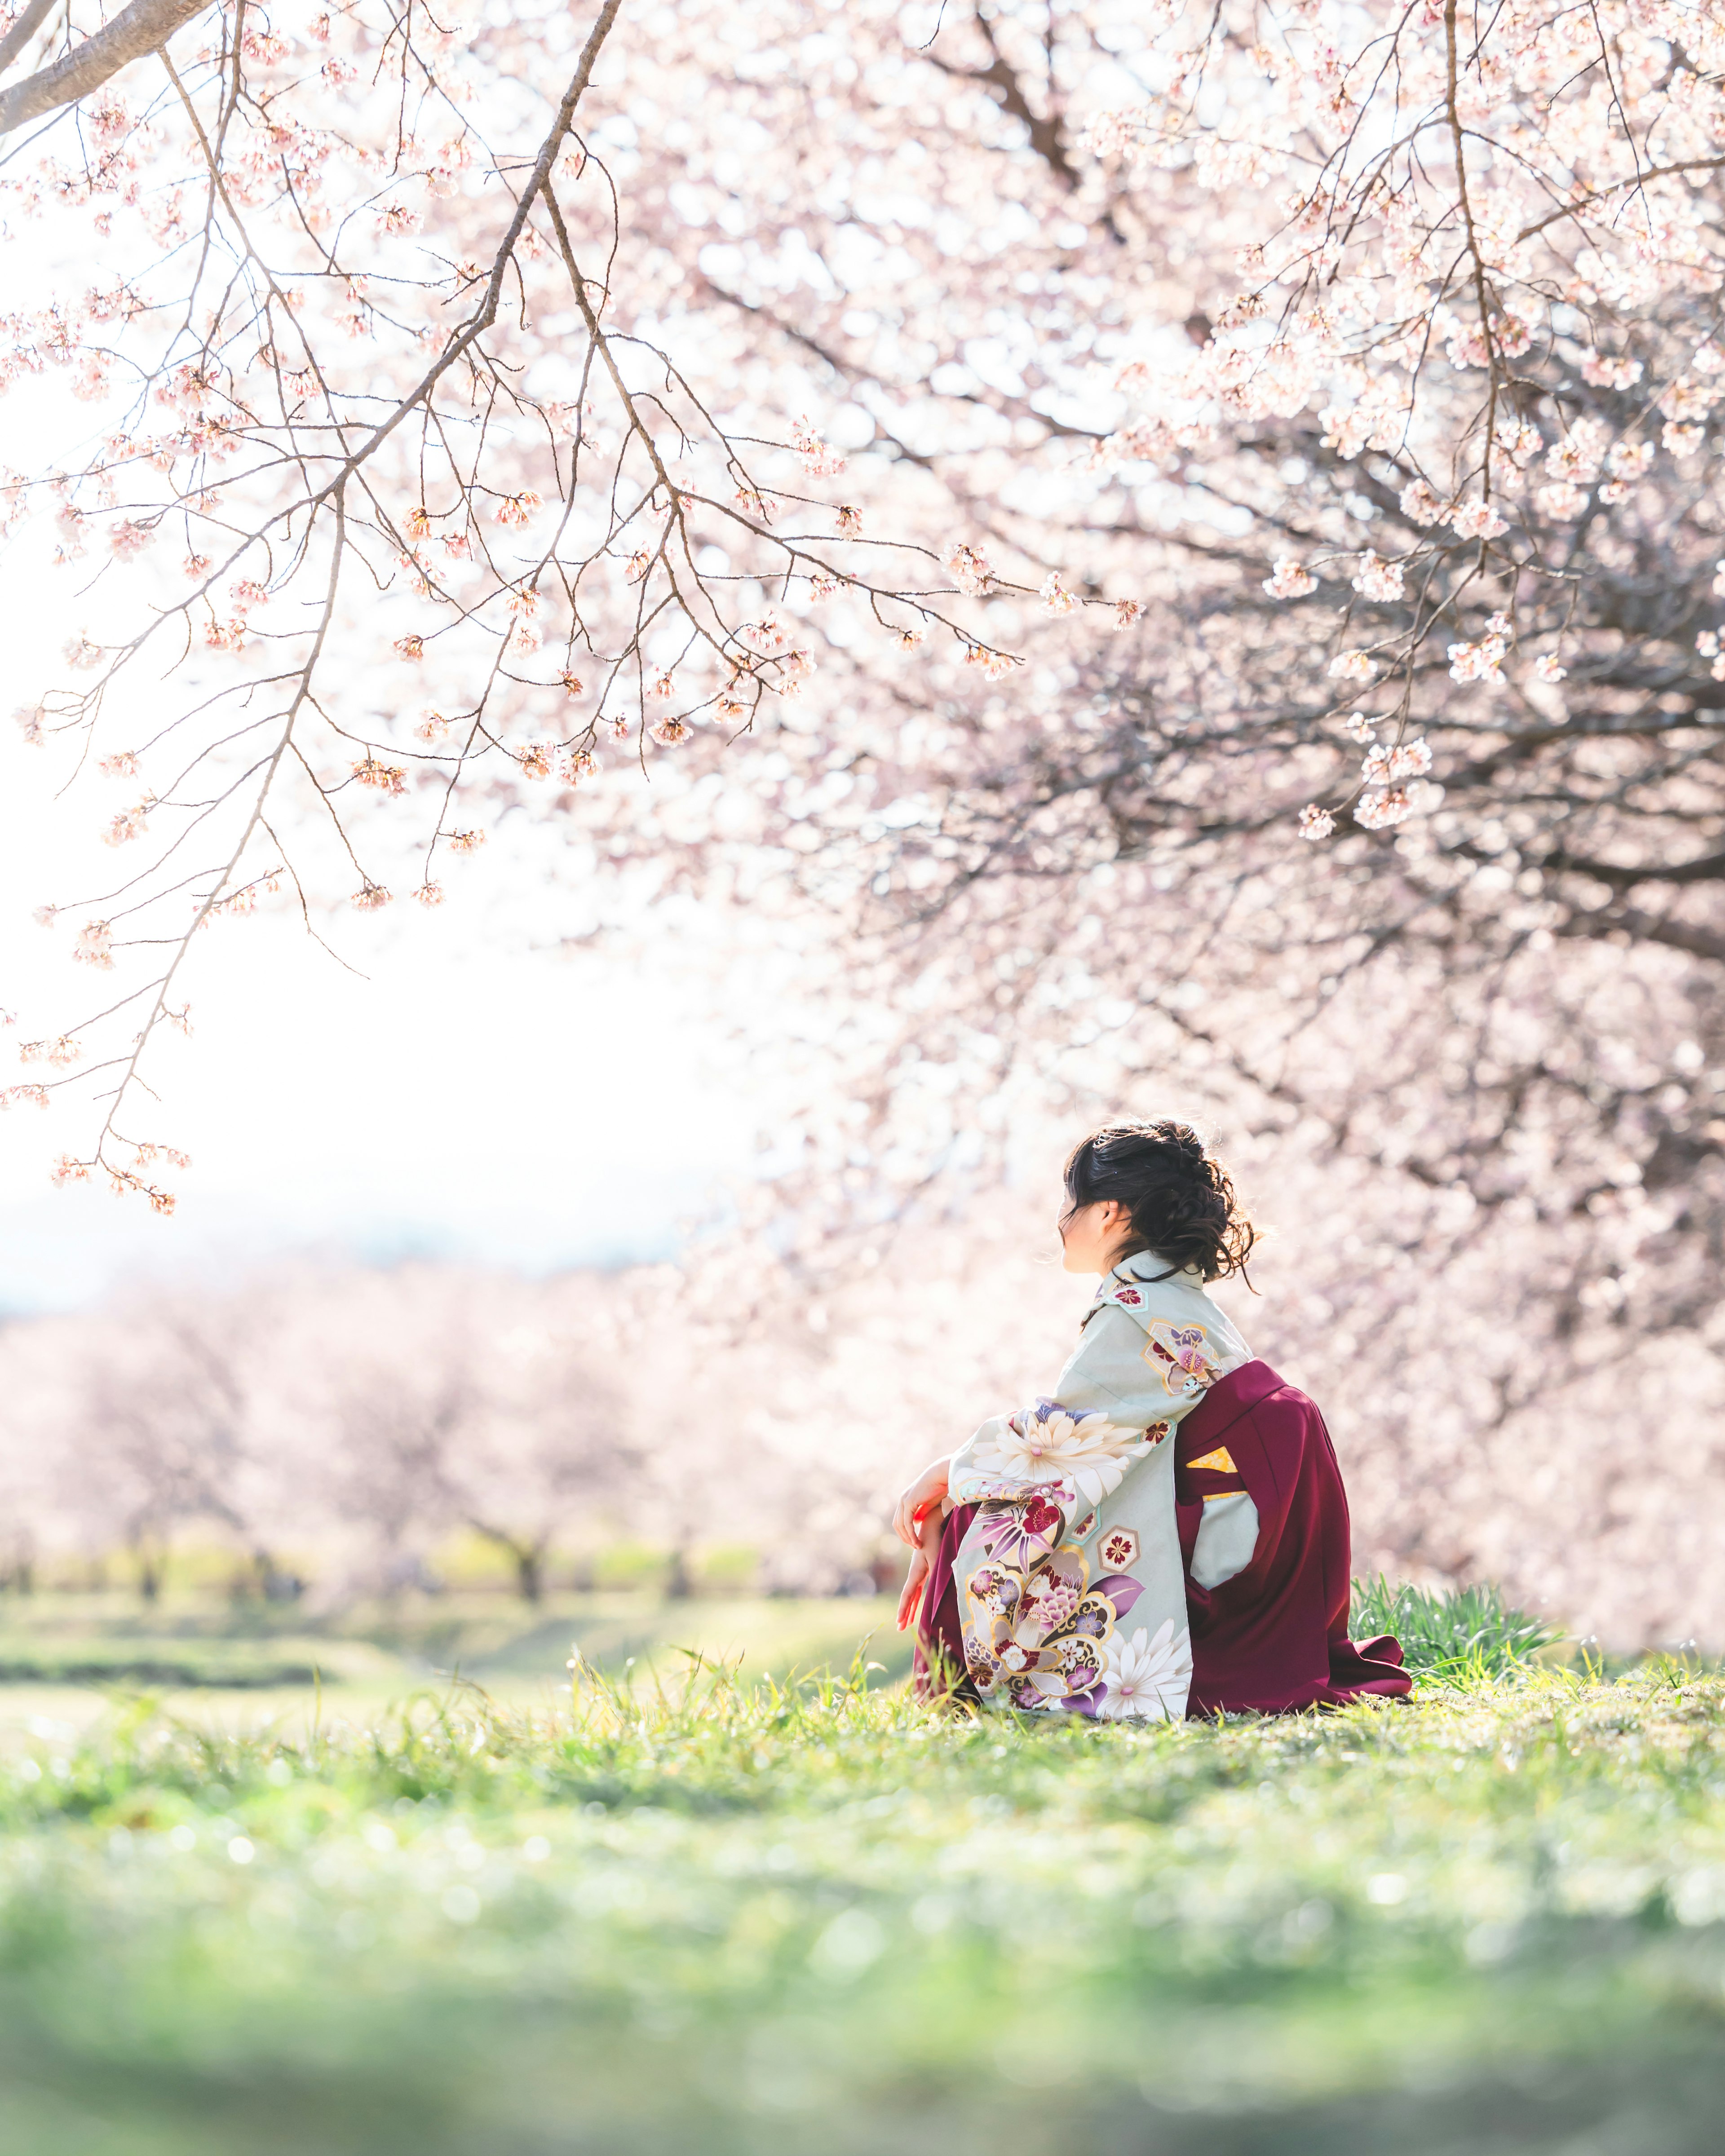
[1096, 1572, 1145, 1617]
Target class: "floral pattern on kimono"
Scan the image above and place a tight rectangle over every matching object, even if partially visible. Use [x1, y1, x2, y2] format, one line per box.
[959, 1454, 1190, 1716]
[946, 1251, 1252, 1721]
[1143, 1321, 1225, 1399]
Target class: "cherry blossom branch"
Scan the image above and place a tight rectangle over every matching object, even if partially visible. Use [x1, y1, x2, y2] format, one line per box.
[68, 489, 349, 1205]
[0, 0, 56, 79]
[0, 0, 210, 134]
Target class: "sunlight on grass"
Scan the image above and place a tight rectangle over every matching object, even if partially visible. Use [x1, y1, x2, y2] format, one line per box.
[0, 1624, 1723, 2152]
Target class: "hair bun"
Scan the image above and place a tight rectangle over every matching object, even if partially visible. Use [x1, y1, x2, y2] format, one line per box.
[1063, 1118, 1256, 1284]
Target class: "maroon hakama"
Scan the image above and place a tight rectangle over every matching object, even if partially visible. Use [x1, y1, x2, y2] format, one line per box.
[914, 1358, 1410, 1716]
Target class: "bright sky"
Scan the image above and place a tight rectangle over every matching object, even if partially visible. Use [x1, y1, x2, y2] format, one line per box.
[0, 558, 755, 1316]
[0, 804, 756, 1314]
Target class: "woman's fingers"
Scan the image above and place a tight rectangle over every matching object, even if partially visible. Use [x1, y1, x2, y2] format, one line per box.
[897, 1551, 929, 1632]
[893, 1484, 927, 1545]
[892, 1461, 951, 1546]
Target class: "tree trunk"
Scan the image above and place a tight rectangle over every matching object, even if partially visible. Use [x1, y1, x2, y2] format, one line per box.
[129, 1523, 168, 1602]
[467, 1519, 549, 1603]
[232, 1549, 302, 1603]
[2, 1533, 34, 1595]
[664, 1543, 693, 1599]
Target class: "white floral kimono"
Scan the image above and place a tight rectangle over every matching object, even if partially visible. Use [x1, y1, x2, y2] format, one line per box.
[944, 1249, 1252, 1720]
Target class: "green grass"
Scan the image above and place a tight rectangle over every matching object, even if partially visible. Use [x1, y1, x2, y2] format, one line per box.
[0, 1576, 1551, 1698]
[1351, 1573, 1565, 1678]
[0, 1595, 917, 1773]
[0, 1621, 1724, 2155]
[0, 1642, 328, 1687]
[0, 1590, 913, 1698]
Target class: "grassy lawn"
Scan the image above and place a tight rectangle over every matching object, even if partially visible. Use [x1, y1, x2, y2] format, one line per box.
[0, 1593, 912, 1746]
[0, 1615, 1721, 2154]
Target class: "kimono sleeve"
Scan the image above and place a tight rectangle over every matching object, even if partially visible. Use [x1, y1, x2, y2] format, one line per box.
[947, 1303, 1197, 1507]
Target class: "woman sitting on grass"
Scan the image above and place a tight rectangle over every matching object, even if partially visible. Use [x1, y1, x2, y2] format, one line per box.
[893, 1120, 1410, 1719]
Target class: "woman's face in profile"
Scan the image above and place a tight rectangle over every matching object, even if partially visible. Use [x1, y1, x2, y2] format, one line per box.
[1057, 1196, 1128, 1275]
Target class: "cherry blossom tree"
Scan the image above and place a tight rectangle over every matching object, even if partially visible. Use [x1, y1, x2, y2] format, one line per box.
[9, 0, 1720, 1198]
[4, 0, 1725, 1635]
[273, 1267, 643, 1599]
[442, 1298, 636, 1602]
[0, 0, 1079, 1206]
[575, 0, 1725, 1636]
[496, 0, 1723, 1423]
[24, 1285, 296, 1596]
[0, 1264, 684, 1601]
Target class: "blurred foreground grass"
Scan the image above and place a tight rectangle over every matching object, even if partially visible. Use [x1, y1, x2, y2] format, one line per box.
[0, 1625, 1723, 2155]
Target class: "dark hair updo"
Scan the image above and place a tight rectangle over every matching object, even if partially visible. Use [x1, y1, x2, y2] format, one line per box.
[1062, 1119, 1256, 1283]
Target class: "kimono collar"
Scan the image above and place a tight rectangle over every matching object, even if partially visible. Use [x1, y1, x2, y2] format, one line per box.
[1085, 1249, 1194, 1318]
[1101, 1248, 1192, 1291]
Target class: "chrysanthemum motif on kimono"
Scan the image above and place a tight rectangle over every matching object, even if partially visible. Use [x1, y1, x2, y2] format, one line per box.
[962, 1400, 1151, 1508]
[1096, 1619, 1191, 1721]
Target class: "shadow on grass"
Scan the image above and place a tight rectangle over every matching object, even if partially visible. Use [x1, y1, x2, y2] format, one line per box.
[3, 2017, 1723, 2156]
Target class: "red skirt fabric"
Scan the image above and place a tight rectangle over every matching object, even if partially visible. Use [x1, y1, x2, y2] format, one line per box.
[913, 1358, 1409, 1717]
[912, 1500, 981, 1703]
[1173, 1359, 1410, 1714]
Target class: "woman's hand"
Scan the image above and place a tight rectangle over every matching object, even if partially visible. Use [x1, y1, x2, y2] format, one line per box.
[892, 1457, 951, 1546]
[896, 1504, 947, 1634]
[896, 1546, 930, 1634]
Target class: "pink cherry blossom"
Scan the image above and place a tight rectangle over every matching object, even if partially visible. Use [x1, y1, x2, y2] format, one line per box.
[1264, 559, 1316, 600]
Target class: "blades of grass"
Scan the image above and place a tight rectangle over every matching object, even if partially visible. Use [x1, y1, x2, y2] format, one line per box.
[1352, 1575, 1564, 1679]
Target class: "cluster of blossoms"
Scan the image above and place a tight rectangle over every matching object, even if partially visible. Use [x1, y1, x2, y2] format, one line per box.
[945, 541, 993, 596]
[1361, 738, 1433, 788]
[18, 1036, 79, 1067]
[790, 415, 846, 478]
[6, 0, 1177, 1199]
[1448, 615, 1515, 686]
[1081, 0, 1725, 844]
[352, 757, 407, 795]
[4, 0, 1725, 1211]
[1350, 554, 1405, 603]
[1264, 558, 1316, 599]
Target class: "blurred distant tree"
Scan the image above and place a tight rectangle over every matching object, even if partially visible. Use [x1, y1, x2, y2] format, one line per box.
[54, 1292, 290, 1597]
[447, 1306, 637, 1602]
[284, 1269, 641, 1600]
